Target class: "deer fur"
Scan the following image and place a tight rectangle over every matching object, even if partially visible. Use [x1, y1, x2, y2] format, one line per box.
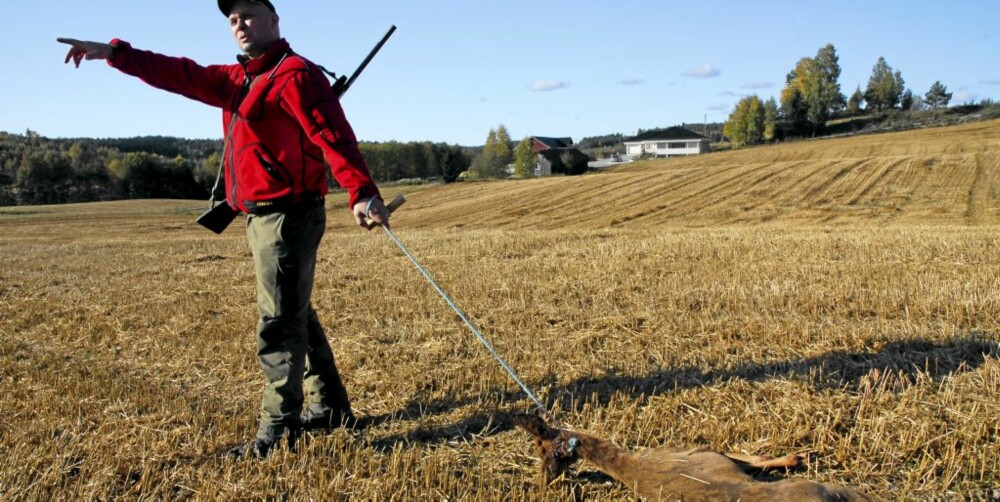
[514, 413, 870, 501]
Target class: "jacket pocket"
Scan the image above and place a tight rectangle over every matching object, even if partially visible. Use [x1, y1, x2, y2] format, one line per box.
[235, 143, 290, 198]
[253, 148, 286, 183]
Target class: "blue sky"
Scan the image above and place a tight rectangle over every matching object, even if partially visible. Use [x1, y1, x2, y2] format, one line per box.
[6, 0, 999, 146]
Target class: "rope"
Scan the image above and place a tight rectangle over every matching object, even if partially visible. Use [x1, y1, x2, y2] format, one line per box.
[380, 226, 555, 424]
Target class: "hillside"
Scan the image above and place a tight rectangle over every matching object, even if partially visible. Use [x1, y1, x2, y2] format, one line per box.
[372, 119, 1000, 230]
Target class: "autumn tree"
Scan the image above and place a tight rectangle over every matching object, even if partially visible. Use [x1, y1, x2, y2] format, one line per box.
[472, 124, 515, 178]
[723, 99, 748, 148]
[763, 98, 779, 141]
[723, 95, 765, 148]
[780, 77, 808, 137]
[778, 44, 845, 136]
[513, 137, 535, 178]
[864, 57, 905, 112]
[494, 125, 514, 167]
[470, 129, 497, 178]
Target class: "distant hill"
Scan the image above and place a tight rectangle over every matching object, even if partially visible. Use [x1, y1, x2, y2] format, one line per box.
[380, 119, 1000, 230]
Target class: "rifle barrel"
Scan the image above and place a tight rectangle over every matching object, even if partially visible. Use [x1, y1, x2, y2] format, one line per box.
[343, 25, 397, 93]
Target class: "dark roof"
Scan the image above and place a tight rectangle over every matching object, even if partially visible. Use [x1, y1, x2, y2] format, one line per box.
[537, 147, 593, 164]
[624, 127, 706, 142]
[532, 136, 574, 149]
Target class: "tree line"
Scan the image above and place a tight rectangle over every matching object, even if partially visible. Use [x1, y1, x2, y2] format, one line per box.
[723, 44, 965, 148]
[0, 131, 471, 206]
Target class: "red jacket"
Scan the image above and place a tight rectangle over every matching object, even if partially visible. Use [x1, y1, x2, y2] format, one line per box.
[108, 38, 379, 213]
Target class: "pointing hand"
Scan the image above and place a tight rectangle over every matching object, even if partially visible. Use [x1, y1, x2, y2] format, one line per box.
[57, 38, 113, 67]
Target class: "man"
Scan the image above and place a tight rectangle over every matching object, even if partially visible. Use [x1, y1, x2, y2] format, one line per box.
[59, 0, 390, 458]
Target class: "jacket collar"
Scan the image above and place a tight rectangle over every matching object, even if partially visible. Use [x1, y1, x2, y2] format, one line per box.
[238, 38, 291, 76]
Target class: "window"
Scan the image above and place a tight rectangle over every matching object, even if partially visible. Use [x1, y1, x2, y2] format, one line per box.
[656, 142, 667, 149]
[668, 142, 686, 149]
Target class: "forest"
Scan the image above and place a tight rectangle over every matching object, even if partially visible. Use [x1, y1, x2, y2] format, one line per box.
[0, 131, 470, 206]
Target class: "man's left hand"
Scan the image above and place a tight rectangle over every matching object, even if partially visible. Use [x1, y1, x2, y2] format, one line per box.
[353, 197, 390, 230]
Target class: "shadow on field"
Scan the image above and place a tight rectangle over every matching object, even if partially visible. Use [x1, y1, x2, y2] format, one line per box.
[368, 334, 997, 450]
[558, 334, 998, 408]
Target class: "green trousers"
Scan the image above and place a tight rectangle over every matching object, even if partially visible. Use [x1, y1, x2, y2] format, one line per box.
[246, 203, 351, 439]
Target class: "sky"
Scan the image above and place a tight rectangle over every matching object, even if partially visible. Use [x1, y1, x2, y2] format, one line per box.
[5, 0, 999, 146]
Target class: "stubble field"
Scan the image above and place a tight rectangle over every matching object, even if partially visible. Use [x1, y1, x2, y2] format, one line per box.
[2, 120, 999, 500]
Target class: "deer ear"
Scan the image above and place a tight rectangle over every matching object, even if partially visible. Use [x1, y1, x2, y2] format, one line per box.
[513, 413, 551, 439]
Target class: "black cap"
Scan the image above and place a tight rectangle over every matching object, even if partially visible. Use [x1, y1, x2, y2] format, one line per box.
[218, 0, 276, 16]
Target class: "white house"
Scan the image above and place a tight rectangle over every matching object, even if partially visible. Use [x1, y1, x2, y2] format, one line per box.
[624, 127, 710, 160]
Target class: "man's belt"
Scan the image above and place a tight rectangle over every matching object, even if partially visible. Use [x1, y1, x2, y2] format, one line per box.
[245, 195, 325, 215]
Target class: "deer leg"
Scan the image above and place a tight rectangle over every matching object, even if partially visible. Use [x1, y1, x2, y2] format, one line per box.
[724, 452, 805, 471]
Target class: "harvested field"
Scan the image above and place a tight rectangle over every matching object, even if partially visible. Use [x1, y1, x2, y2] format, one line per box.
[2, 120, 999, 500]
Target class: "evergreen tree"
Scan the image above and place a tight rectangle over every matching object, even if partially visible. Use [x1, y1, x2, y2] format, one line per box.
[900, 89, 914, 111]
[439, 145, 469, 183]
[809, 44, 846, 127]
[864, 57, 906, 112]
[925, 81, 953, 117]
[893, 70, 906, 108]
[846, 86, 865, 115]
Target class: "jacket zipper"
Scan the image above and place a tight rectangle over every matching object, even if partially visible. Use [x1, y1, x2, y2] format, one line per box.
[229, 52, 291, 210]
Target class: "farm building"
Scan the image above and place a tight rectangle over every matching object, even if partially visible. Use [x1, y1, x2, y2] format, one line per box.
[624, 127, 709, 159]
[529, 136, 590, 176]
[531, 136, 574, 152]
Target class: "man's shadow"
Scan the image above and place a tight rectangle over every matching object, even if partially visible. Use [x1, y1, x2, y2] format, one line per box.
[364, 334, 997, 451]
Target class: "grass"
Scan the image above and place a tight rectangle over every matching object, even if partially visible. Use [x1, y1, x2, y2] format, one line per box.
[1, 119, 999, 500]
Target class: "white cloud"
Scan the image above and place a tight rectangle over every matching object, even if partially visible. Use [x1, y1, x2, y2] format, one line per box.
[619, 77, 644, 86]
[741, 81, 774, 89]
[530, 80, 569, 92]
[953, 90, 979, 103]
[983, 78, 1000, 85]
[682, 64, 721, 78]
[707, 103, 731, 111]
[719, 91, 740, 97]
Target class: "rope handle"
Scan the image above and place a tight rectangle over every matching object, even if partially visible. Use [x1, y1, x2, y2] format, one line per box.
[364, 194, 406, 228]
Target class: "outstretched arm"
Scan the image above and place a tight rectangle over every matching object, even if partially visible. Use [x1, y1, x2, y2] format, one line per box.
[57, 38, 112, 67]
[58, 37, 234, 109]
